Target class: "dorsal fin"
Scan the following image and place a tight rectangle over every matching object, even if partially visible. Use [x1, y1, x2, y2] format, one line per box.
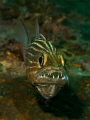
[20, 19, 30, 46]
[39, 34, 46, 40]
[35, 18, 39, 39]
[17, 19, 30, 62]
[35, 19, 46, 40]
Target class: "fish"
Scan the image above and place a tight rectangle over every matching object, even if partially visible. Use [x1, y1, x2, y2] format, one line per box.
[19, 19, 68, 99]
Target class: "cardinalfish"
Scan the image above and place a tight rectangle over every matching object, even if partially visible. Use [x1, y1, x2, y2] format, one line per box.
[19, 19, 68, 99]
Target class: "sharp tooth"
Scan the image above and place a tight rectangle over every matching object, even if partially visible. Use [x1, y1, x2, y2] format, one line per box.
[61, 73, 62, 77]
[62, 76, 65, 80]
[40, 75, 42, 78]
[57, 74, 59, 79]
[53, 75, 54, 79]
[43, 74, 45, 78]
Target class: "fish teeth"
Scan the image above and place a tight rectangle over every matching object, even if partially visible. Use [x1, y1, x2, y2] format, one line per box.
[39, 74, 49, 79]
[39, 75, 42, 78]
[43, 74, 45, 78]
[39, 73, 64, 79]
[61, 73, 62, 77]
[40, 75, 43, 78]
[62, 76, 65, 80]
[48, 73, 50, 76]
[57, 74, 59, 79]
[53, 75, 55, 79]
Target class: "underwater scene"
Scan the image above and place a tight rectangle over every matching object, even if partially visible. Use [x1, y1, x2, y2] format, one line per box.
[0, 0, 90, 120]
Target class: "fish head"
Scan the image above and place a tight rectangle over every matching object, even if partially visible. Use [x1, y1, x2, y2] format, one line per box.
[26, 50, 68, 99]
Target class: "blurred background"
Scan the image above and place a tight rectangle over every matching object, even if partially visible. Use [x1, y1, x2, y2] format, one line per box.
[0, 0, 90, 120]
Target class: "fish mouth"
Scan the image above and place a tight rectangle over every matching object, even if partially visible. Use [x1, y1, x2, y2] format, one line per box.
[34, 67, 68, 85]
[33, 67, 68, 99]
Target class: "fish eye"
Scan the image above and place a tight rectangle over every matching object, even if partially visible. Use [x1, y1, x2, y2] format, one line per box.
[39, 56, 44, 66]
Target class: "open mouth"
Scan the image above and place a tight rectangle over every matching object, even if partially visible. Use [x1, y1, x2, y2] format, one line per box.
[33, 67, 68, 99]
[34, 68, 68, 85]
[38, 72, 63, 79]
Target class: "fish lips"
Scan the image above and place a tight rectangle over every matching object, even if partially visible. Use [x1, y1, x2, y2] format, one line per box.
[34, 75, 68, 99]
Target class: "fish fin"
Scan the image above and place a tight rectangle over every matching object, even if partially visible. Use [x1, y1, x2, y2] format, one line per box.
[0, 19, 30, 62]
[35, 18, 39, 39]
[35, 19, 46, 40]
[39, 34, 46, 40]
[20, 19, 30, 45]
[15, 19, 30, 62]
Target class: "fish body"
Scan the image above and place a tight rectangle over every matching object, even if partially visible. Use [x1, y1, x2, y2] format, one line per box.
[20, 19, 68, 99]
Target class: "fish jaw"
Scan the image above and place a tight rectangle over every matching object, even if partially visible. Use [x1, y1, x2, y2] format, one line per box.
[36, 84, 61, 99]
[33, 66, 68, 99]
